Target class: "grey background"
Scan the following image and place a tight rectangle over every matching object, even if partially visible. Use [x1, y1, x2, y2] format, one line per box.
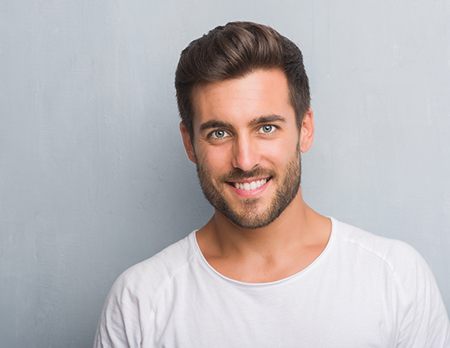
[1, 0, 449, 347]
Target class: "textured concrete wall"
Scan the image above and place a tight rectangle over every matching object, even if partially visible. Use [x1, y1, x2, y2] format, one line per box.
[1, 1, 449, 346]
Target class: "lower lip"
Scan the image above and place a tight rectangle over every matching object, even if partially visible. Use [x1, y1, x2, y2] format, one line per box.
[229, 180, 271, 198]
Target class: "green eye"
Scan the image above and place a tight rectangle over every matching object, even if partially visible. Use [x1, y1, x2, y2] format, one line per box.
[260, 125, 276, 134]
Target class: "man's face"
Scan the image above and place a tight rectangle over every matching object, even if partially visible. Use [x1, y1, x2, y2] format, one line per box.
[181, 68, 312, 229]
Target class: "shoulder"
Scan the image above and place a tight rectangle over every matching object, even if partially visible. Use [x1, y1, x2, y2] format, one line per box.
[94, 232, 197, 346]
[108, 232, 196, 308]
[332, 219, 449, 346]
[333, 218, 427, 275]
[332, 219, 447, 314]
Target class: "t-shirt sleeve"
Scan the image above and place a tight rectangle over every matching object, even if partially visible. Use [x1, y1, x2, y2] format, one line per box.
[391, 242, 450, 347]
[93, 271, 155, 348]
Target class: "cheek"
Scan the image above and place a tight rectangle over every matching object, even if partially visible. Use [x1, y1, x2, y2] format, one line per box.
[261, 137, 298, 163]
[197, 145, 232, 173]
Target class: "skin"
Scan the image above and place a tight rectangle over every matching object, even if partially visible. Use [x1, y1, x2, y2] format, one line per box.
[180, 68, 331, 283]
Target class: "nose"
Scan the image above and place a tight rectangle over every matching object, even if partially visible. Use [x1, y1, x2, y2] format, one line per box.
[231, 135, 260, 172]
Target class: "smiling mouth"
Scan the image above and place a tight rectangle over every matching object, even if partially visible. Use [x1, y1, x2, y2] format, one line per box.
[226, 177, 272, 192]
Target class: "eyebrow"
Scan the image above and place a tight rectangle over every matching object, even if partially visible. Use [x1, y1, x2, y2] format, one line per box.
[249, 114, 286, 127]
[199, 114, 286, 132]
[199, 120, 233, 132]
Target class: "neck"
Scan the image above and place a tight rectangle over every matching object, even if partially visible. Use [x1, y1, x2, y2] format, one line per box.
[200, 188, 329, 259]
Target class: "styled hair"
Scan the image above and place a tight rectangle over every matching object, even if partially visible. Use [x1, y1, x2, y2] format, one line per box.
[175, 21, 310, 138]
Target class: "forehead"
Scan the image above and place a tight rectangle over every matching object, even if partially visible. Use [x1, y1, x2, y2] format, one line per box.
[191, 68, 295, 128]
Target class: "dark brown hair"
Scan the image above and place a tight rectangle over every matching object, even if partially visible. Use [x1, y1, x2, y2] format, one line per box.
[175, 21, 310, 138]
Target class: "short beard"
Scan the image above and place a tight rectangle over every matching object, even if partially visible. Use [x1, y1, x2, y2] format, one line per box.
[196, 155, 301, 229]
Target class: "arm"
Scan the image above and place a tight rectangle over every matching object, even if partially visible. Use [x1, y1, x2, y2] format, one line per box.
[392, 242, 450, 347]
[93, 270, 156, 348]
[94, 278, 143, 347]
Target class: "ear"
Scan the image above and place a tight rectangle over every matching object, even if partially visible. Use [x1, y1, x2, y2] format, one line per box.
[180, 122, 197, 163]
[299, 108, 314, 153]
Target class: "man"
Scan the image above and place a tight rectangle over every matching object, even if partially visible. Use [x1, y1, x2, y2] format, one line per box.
[94, 22, 449, 347]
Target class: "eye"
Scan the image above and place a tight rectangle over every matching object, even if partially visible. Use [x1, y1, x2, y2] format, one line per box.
[209, 129, 230, 139]
[259, 125, 276, 134]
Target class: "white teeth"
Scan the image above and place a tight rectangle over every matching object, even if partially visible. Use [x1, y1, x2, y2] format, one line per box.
[234, 179, 268, 191]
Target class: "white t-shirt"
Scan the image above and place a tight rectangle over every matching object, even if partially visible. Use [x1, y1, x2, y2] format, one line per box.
[94, 218, 450, 347]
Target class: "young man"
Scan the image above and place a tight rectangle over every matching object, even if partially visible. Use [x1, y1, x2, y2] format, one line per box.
[94, 22, 449, 347]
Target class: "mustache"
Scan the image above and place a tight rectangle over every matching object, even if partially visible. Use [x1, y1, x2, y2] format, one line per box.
[221, 167, 274, 182]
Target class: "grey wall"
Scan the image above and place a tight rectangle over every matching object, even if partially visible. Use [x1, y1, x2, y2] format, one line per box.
[1, 0, 449, 347]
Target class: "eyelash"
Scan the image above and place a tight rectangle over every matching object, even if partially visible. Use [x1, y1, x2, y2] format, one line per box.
[207, 125, 278, 140]
[258, 124, 277, 134]
[208, 129, 230, 139]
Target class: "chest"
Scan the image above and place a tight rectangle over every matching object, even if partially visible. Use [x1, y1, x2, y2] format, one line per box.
[151, 275, 397, 348]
